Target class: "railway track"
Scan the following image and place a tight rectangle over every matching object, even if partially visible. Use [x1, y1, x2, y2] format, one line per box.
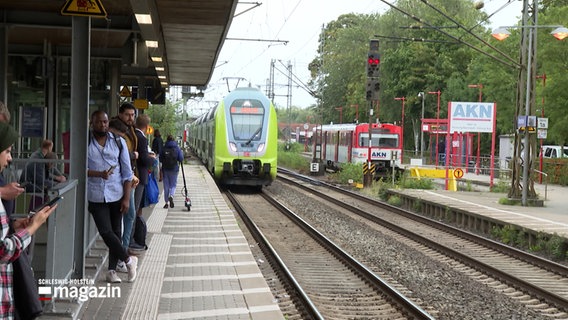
[276, 168, 568, 317]
[225, 189, 434, 319]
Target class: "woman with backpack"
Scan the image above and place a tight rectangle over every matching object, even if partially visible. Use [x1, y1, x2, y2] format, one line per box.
[160, 135, 184, 209]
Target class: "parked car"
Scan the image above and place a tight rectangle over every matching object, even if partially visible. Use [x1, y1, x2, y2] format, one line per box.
[541, 145, 568, 158]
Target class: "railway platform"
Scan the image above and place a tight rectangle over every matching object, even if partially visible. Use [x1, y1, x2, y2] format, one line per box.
[65, 164, 284, 320]
[393, 172, 568, 239]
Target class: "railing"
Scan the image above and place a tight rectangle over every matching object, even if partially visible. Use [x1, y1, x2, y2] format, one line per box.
[533, 169, 548, 200]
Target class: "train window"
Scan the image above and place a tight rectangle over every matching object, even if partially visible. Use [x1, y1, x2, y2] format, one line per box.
[378, 136, 398, 148]
[230, 99, 265, 140]
[339, 132, 348, 145]
[358, 133, 398, 148]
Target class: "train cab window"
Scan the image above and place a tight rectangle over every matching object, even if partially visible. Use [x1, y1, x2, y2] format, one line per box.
[378, 136, 398, 148]
[359, 133, 398, 147]
[230, 99, 265, 140]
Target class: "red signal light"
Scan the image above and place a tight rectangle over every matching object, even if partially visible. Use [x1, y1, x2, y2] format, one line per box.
[367, 57, 380, 65]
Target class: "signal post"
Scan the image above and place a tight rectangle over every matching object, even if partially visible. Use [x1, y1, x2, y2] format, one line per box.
[364, 39, 380, 187]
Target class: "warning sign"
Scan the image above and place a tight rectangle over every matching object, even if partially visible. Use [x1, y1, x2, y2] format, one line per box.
[61, 0, 107, 18]
[119, 86, 131, 97]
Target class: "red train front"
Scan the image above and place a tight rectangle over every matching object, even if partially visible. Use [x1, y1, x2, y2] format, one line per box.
[313, 122, 404, 179]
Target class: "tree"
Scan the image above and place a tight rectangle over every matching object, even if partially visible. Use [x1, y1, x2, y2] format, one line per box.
[307, 0, 568, 154]
[144, 98, 186, 141]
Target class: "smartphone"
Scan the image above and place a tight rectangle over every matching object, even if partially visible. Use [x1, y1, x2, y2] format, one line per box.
[107, 165, 117, 172]
[19, 182, 29, 188]
[29, 196, 63, 217]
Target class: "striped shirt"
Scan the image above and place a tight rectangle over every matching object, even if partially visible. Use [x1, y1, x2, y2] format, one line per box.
[0, 200, 31, 319]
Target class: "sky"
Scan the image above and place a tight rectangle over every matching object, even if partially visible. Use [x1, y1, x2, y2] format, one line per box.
[180, 0, 524, 116]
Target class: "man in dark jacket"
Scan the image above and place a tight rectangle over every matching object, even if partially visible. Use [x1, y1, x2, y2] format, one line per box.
[133, 114, 155, 216]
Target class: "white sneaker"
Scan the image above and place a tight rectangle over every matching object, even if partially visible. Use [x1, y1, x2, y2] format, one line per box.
[106, 270, 121, 283]
[116, 261, 128, 273]
[127, 256, 138, 282]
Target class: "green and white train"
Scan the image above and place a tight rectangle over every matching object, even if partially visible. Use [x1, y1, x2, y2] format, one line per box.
[187, 87, 278, 187]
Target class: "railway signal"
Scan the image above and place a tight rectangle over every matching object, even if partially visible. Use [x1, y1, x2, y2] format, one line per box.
[366, 39, 380, 102]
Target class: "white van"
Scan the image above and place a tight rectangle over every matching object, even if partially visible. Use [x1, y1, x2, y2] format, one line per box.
[541, 145, 568, 158]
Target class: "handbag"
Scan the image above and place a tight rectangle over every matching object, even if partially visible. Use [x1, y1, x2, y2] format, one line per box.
[144, 172, 159, 206]
[13, 252, 43, 320]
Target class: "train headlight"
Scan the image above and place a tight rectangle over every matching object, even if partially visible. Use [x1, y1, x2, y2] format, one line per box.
[257, 143, 265, 152]
[229, 142, 237, 152]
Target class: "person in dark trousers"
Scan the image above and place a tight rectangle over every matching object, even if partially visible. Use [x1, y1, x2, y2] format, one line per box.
[133, 114, 155, 216]
[87, 110, 138, 283]
[113, 103, 140, 255]
[160, 135, 184, 209]
[152, 129, 163, 181]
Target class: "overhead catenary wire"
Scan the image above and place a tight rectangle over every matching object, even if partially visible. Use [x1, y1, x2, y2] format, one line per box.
[274, 60, 318, 98]
[418, 0, 520, 67]
[377, 0, 521, 69]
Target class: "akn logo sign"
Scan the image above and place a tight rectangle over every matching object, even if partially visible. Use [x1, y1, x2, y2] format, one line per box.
[448, 102, 496, 133]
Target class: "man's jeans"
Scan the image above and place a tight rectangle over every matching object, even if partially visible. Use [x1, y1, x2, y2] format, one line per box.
[122, 189, 136, 248]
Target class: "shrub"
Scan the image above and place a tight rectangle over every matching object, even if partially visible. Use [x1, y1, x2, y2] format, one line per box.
[491, 181, 510, 193]
[401, 176, 434, 189]
[277, 142, 310, 172]
[332, 162, 363, 184]
[545, 234, 568, 259]
[387, 195, 402, 206]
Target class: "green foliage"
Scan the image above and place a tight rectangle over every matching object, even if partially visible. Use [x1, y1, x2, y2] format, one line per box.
[331, 162, 363, 184]
[501, 225, 518, 245]
[515, 230, 528, 248]
[144, 99, 186, 141]
[400, 176, 435, 189]
[277, 142, 310, 172]
[530, 233, 547, 252]
[307, 1, 568, 154]
[387, 195, 402, 207]
[542, 159, 568, 186]
[545, 234, 568, 259]
[491, 181, 510, 193]
[491, 227, 568, 260]
[361, 180, 391, 200]
[498, 197, 518, 205]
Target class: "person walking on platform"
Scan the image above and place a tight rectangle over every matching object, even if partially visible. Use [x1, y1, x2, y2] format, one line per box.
[160, 135, 183, 209]
[87, 110, 138, 283]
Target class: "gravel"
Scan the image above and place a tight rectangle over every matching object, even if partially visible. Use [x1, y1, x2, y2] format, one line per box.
[264, 181, 548, 320]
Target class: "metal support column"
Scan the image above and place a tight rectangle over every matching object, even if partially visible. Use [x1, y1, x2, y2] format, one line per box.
[70, 16, 91, 278]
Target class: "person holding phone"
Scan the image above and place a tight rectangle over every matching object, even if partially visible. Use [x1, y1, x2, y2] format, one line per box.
[0, 122, 56, 319]
[87, 110, 138, 283]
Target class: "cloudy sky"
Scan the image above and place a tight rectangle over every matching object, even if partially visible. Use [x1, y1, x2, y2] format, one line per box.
[181, 0, 523, 115]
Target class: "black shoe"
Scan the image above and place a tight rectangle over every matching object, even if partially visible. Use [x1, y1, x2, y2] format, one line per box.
[169, 196, 174, 208]
[163, 203, 168, 209]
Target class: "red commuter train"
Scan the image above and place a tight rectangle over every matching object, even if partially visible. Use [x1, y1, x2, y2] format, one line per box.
[312, 122, 404, 179]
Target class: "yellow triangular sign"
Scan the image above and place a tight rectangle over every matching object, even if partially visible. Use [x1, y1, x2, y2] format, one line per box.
[61, 0, 107, 18]
[119, 86, 131, 97]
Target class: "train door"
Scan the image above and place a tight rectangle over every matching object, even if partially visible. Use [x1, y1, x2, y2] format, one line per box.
[347, 130, 353, 163]
[323, 131, 328, 160]
[334, 131, 339, 163]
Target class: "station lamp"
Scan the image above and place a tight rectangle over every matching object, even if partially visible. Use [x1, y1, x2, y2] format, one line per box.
[492, 26, 568, 41]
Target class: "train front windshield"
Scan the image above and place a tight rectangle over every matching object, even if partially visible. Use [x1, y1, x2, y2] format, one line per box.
[359, 133, 398, 148]
[230, 99, 265, 141]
